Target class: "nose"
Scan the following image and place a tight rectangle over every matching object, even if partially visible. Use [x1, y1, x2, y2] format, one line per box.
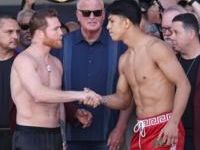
[59, 28, 64, 36]
[89, 12, 95, 19]
[165, 30, 172, 36]
[12, 31, 19, 40]
[170, 31, 175, 41]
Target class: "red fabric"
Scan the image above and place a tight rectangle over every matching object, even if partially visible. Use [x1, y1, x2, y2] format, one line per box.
[131, 117, 185, 150]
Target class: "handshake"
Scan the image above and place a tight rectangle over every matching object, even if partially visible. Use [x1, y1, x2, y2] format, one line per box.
[79, 88, 106, 108]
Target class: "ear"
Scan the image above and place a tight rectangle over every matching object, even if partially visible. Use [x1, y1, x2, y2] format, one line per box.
[102, 9, 106, 21]
[124, 18, 131, 29]
[76, 10, 81, 22]
[188, 29, 196, 40]
[35, 29, 45, 39]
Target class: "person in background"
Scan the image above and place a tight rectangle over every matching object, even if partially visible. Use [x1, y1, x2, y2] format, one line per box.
[16, 8, 35, 52]
[0, 14, 20, 150]
[170, 13, 200, 150]
[65, 21, 80, 32]
[139, 0, 163, 38]
[161, 5, 187, 52]
[158, 0, 181, 9]
[61, 0, 131, 150]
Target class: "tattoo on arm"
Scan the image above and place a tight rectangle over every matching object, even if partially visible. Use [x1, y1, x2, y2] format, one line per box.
[60, 119, 67, 146]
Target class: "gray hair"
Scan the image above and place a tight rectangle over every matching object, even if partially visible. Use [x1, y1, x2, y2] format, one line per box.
[163, 5, 187, 14]
[76, 0, 104, 9]
[17, 9, 35, 23]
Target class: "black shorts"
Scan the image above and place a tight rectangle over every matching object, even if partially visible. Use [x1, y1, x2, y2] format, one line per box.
[12, 125, 62, 150]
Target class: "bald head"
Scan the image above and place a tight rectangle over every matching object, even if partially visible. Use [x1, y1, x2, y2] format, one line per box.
[161, 5, 187, 51]
[17, 9, 35, 25]
[162, 5, 187, 28]
[158, 0, 181, 9]
[76, 0, 104, 10]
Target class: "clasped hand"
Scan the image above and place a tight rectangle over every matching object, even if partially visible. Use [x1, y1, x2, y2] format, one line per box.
[79, 88, 102, 108]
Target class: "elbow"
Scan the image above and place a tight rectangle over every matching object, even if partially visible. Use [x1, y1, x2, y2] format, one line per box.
[32, 90, 47, 103]
[33, 93, 44, 103]
[120, 102, 130, 110]
[185, 79, 191, 94]
[178, 78, 191, 96]
[118, 95, 131, 110]
[120, 105, 129, 110]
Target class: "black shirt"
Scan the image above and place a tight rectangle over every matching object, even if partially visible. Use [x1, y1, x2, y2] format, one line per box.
[0, 56, 15, 127]
[179, 56, 200, 130]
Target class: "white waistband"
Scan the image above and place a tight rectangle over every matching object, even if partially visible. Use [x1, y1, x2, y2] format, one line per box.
[133, 113, 172, 150]
[137, 113, 171, 128]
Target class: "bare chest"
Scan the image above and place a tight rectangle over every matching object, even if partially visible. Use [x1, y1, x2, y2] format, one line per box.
[37, 64, 62, 89]
[124, 51, 157, 86]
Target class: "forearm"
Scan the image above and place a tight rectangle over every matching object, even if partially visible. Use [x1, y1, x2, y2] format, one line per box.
[22, 0, 36, 10]
[102, 93, 131, 110]
[115, 100, 134, 130]
[171, 80, 191, 124]
[33, 86, 84, 103]
[23, 3, 33, 10]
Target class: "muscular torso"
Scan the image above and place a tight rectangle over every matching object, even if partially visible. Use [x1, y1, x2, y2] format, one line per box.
[11, 51, 62, 127]
[123, 38, 175, 118]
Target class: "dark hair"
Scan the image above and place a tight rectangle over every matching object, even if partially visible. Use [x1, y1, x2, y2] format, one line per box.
[0, 14, 16, 28]
[172, 13, 199, 37]
[139, 0, 164, 13]
[29, 9, 58, 36]
[139, 0, 154, 12]
[107, 0, 141, 25]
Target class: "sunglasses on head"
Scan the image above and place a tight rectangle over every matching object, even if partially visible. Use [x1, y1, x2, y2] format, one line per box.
[20, 24, 30, 30]
[78, 9, 103, 17]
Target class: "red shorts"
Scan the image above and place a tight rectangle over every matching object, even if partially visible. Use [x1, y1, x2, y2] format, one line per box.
[130, 112, 185, 150]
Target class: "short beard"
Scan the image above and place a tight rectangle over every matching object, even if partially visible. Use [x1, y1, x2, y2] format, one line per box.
[43, 37, 62, 49]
